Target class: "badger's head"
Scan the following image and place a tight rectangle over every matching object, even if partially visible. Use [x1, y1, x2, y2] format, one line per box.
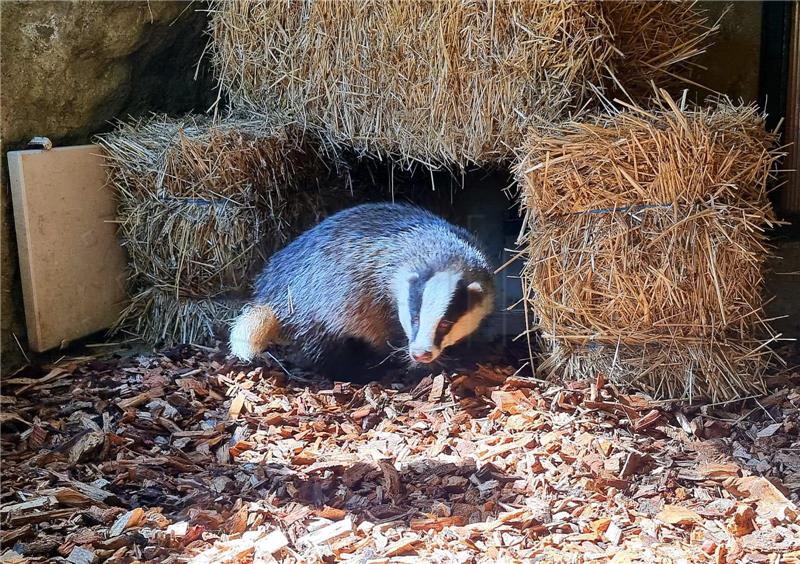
[394, 269, 494, 364]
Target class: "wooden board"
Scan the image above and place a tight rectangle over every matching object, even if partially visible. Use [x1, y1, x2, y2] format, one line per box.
[780, 2, 800, 213]
[7, 145, 127, 352]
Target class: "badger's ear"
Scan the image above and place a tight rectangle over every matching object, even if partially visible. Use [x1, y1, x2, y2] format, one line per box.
[467, 281, 483, 294]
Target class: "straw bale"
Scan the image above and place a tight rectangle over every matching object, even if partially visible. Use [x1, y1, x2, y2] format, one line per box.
[97, 112, 332, 346]
[602, 1, 715, 99]
[518, 98, 777, 218]
[113, 287, 237, 347]
[524, 204, 773, 345]
[540, 340, 775, 402]
[515, 93, 783, 401]
[98, 112, 312, 200]
[117, 196, 268, 297]
[209, 0, 713, 169]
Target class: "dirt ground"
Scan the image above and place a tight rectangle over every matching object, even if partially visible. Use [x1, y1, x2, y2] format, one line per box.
[1, 343, 799, 563]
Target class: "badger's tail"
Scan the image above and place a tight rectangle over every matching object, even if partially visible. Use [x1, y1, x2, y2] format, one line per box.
[229, 304, 280, 361]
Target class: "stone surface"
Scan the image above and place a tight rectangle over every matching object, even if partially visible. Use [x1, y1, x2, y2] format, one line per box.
[1, 1, 214, 145]
[1, 1, 215, 374]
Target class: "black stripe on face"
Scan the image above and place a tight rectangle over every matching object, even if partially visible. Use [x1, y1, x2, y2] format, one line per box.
[433, 279, 480, 347]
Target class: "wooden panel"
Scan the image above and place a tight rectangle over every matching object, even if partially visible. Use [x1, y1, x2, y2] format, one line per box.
[7, 145, 127, 352]
[781, 2, 800, 213]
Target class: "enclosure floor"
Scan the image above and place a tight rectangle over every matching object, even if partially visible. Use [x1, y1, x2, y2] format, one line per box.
[2, 345, 799, 563]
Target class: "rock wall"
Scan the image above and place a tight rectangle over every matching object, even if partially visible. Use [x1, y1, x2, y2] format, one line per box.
[1, 1, 215, 374]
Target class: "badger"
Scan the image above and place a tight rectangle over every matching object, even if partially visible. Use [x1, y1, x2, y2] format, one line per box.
[229, 202, 495, 371]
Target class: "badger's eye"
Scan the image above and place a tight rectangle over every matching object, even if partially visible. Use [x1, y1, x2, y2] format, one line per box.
[412, 315, 420, 325]
[437, 320, 453, 333]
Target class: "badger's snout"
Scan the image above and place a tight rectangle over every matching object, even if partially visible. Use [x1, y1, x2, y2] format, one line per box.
[409, 343, 440, 364]
[410, 350, 434, 363]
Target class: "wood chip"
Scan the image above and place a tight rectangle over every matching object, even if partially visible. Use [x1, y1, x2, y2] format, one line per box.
[66, 546, 98, 564]
[297, 517, 353, 547]
[656, 505, 702, 527]
[228, 392, 246, 420]
[724, 477, 798, 522]
[409, 516, 466, 531]
[757, 422, 782, 438]
[3, 346, 798, 562]
[727, 505, 756, 537]
[254, 530, 289, 556]
[117, 386, 164, 409]
[490, 390, 528, 414]
[109, 507, 145, 537]
[382, 537, 419, 557]
[0, 497, 51, 514]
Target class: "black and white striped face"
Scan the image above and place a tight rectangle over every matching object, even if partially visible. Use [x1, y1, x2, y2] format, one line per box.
[395, 269, 493, 364]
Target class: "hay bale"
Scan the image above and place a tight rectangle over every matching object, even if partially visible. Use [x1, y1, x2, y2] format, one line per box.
[540, 341, 775, 402]
[97, 113, 330, 346]
[602, 1, 714, 99]
[114, 287, 237, 347]
[515, 93, 783, 401]
[519, 99, 775, 217]
[117, 196, 268, 297]
[98, 112, 313, 200]
[209, 0, 714, 169]
[524, 204, 773, 344]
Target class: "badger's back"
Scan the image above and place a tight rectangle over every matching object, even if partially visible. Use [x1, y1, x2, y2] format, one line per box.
[236, 203, 490, 361]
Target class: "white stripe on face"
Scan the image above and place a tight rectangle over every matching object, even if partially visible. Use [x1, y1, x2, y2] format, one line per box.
[394, 269, 417, 341]
[410, 270, 461, 356]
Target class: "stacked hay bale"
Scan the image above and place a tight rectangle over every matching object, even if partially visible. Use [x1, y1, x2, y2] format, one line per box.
[98, 113, 328, 346]
[209, 0, 714, 169]
[600, 1, 714, 100]
[515, 93, 783, 401]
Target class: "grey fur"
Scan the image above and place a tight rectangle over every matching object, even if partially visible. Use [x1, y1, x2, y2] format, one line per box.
[243, 202, 494, 362]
